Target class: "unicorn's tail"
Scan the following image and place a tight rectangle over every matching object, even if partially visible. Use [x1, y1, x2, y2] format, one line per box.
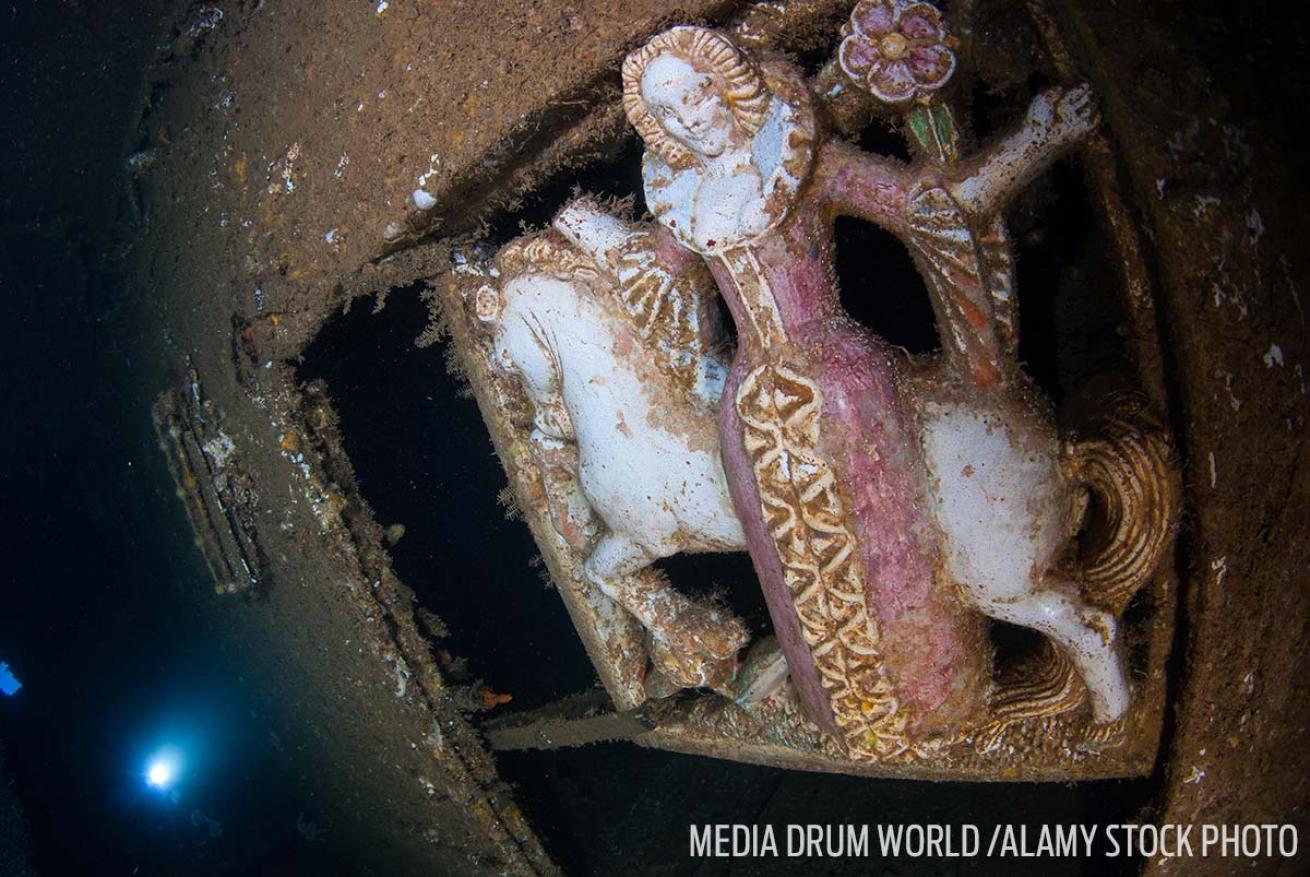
[1065, 396, 1181, 615]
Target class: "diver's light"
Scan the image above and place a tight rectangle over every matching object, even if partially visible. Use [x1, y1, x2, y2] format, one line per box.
[0, 662, 20, 697]
[146, 761, 173, 787]
[144, 748, 183, 790]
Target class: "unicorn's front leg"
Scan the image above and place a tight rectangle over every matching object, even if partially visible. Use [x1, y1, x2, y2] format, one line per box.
[582, 531, 655, 608]
[583, 532, 747, 691]
[529, 426, 599, 550]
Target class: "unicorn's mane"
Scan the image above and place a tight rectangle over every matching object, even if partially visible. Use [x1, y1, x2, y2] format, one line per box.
[494, 231, 724, 398]
[495, 234, 600, 286]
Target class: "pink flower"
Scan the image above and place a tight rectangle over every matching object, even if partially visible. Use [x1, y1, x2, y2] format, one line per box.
[839, 0, 957, 106]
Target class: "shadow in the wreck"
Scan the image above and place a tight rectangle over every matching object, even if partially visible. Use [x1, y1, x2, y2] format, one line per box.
[298, 288, 600, 713]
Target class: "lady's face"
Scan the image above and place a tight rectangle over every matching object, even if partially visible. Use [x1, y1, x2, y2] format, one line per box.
[640, 55, 738, 159]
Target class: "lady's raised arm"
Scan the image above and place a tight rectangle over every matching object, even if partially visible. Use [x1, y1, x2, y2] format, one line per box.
[818, 139, 915, 235]
[945, 84, 1100, 217]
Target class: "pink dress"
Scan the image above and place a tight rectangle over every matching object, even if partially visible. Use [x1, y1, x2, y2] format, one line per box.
[644, 65, 989, 758]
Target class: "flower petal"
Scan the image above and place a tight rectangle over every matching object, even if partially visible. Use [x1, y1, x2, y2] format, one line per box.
[853, 0, 894, 36]
[839, 36, 880, 78]
[899, 5, 946, 41]
[908, 44, 956, 87]
[869, 60, 918, 104]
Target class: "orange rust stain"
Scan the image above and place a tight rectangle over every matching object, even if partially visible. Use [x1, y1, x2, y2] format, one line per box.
[552, 503, 582, 546]
[233, 153, 248, 188]
[973, 362, 999, 389]
[954, 292, 989, 330]
[479, 687, 513, 710]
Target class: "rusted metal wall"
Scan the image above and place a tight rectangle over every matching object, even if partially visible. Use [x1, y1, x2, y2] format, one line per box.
[1049, 3, 1310, 874]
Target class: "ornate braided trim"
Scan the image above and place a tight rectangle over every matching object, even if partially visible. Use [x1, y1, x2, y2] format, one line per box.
[720, 248, 787, 350]
[905, 184, 1006, 382]
[609, 229, 717, 392]
[735, 362, 910, 759]
[976, 640, 1086, 754]
[978, 214, 1017, 357]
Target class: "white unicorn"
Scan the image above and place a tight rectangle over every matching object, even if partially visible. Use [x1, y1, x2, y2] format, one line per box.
[473, 199, 750, 691]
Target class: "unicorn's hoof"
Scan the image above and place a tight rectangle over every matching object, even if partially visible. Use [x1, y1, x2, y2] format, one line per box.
[1088, 677, 1131, 724]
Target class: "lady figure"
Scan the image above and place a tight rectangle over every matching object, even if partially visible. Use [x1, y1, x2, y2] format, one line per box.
[621, 26, 1109, 758]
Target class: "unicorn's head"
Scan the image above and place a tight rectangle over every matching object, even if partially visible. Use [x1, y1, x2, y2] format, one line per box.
[474, 235, 601, 398]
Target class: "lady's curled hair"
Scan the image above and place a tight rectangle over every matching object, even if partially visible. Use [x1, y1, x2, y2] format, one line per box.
[622, 26, 769, 169]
